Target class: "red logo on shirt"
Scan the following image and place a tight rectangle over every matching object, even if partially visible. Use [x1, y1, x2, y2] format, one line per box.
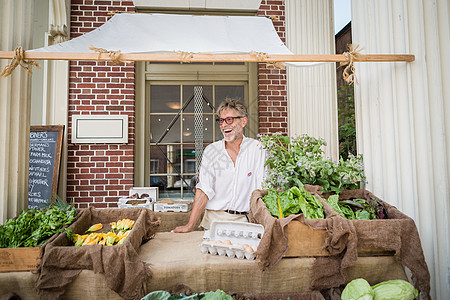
[248, 172, 252, 176]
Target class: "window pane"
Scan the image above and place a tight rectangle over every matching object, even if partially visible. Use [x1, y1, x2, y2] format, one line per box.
[150, 85, 181, 113]
[183, 85, 213, 113]
[215, 119, 223, 141]
[215, 85, 244, 103]
[182, 175, 196, 198]
[182, 114, 213, 143]
[150, 115, 180, 143]
[150, 175, 167, 191]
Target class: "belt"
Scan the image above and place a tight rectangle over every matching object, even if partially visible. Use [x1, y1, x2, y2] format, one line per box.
[225, 209, 248, 215]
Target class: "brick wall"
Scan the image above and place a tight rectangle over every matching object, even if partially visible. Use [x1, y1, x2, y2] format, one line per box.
[68, 1, 135, 208]
[66, 1, 287, 207]
[258, 0, 288, 135]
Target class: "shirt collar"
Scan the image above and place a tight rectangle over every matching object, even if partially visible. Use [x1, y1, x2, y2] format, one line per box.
[220, 135, 247, 149]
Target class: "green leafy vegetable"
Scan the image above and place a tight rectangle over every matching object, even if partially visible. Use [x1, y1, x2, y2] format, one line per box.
[263, 186, 324, 219]
[324, 196, 384, 220]
[0, 205, 78, 248]
[141, 289, 232, 300]
[202, 289, 233, 300]
[341, 278, 374, 300]
[372, 280, 418, 300]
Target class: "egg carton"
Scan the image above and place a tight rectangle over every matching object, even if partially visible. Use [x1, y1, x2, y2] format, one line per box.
[200, 221, 264, 260]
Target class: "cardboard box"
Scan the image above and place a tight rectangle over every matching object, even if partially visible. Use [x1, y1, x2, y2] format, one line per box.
[153, 200, 193, 212]
[129, 187, 158, 201]
[118, 200, 153, 210]
[0, 247, 41, 272]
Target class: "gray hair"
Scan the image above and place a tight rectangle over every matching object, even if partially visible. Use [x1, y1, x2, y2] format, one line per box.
[216, 98, 248, 118]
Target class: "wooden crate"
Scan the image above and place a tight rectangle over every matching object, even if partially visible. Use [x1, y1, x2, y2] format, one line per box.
[283, 220, 395, 257]
[0, 247, 41, 272]
[284, 220, 329, 257]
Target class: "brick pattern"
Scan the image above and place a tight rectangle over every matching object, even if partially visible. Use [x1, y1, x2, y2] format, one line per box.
[258, 0, 288, 135]
[68, 1, 135, 208]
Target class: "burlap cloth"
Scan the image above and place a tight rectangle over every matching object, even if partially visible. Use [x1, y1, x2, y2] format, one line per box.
[249, 187, 430, 299]
[35, 207, 160, 300]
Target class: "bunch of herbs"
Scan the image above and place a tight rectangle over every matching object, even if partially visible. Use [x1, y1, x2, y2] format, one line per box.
[258, 132, 366, 193]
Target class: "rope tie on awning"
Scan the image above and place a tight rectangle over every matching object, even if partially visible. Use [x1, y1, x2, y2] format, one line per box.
[176, 51, 194, 63]
[88, 45, 128, 64]
[0, 46, 40, 77]
[250, 51, 285, 69]
[340, 44, 362, 85]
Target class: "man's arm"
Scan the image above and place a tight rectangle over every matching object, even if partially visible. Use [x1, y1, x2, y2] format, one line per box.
[172, 188, 209, 233]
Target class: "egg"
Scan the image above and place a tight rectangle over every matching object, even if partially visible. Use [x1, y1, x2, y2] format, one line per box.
[215, 240, 223, 244]
[243, 245, 254, 253]
[223, 240, 232, 245]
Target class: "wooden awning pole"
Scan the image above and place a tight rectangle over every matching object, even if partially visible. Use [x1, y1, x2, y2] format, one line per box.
[0, 51, 415, 63]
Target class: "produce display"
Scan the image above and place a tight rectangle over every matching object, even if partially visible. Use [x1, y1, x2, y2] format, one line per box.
[324, 195, 388, 220]
[341, 278, 418, 300]
[262, 186, 324, 219]
[258, 133, 366, 193]
[0, 204, 78, 248]
[67, 218, 135, 246]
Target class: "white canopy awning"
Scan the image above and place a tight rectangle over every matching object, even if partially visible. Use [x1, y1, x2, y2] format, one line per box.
[31, 13, 294, 55]
[0, 12, 414, 77]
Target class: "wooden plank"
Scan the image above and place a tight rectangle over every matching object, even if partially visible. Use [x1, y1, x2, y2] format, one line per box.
[0, 247, 41, 272]
[284, 220, 329, 257]
[0, 51, 415, 63]
[284, 221, 397, 258]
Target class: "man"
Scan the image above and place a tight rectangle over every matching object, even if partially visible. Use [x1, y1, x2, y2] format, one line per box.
[173, 98, 266, 233]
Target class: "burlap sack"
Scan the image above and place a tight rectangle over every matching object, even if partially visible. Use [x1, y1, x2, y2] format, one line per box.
[248, 185, 358, 290]
[324, 189, 431, 299]
[35, 207, 160, 300]
[249, 187, 430, 299]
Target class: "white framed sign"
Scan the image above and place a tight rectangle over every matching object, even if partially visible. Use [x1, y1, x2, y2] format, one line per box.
[72, 115, 128, 144]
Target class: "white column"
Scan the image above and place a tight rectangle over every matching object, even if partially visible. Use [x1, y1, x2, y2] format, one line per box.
[285, 0, 338, 159]
[0, 0, 33, 223]
[44, 0, 70, 201]
[352, 0, 449, 298]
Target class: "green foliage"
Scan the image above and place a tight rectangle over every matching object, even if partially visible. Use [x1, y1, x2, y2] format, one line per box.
[263, 186, 324, 219]
[258, 132, 366, 193]
[337, 85, 356, 160]
[325, 195, 379, 220]
[0, 205, 78, 248]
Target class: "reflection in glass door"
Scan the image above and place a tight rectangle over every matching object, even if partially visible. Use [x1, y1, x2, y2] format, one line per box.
[149, 84, 245, 200]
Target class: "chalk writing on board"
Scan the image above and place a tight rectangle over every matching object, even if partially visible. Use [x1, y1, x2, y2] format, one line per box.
[28, 126, 64, 209]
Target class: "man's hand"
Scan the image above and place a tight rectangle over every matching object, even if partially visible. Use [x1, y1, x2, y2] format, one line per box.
[172, 224, 195, 233]
[172, 188, 208, 233]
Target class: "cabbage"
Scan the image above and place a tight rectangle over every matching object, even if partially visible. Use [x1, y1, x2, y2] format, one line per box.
[372, 280, 418, 300]
[341, 278, 374, 300]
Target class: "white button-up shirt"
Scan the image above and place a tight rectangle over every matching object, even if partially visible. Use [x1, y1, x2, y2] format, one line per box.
[196, 136, 266, 212]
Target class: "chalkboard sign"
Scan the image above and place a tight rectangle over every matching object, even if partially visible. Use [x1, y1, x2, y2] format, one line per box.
[28, 125, 64, 209]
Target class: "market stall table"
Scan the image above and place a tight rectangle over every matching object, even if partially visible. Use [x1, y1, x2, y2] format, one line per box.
[0, 231, 408, 299]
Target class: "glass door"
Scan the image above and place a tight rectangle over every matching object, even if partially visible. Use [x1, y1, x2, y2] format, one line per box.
[149, 83, 245, 200]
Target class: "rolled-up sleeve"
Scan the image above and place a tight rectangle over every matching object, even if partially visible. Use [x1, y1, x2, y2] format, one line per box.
[196, 146, 215, 201]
